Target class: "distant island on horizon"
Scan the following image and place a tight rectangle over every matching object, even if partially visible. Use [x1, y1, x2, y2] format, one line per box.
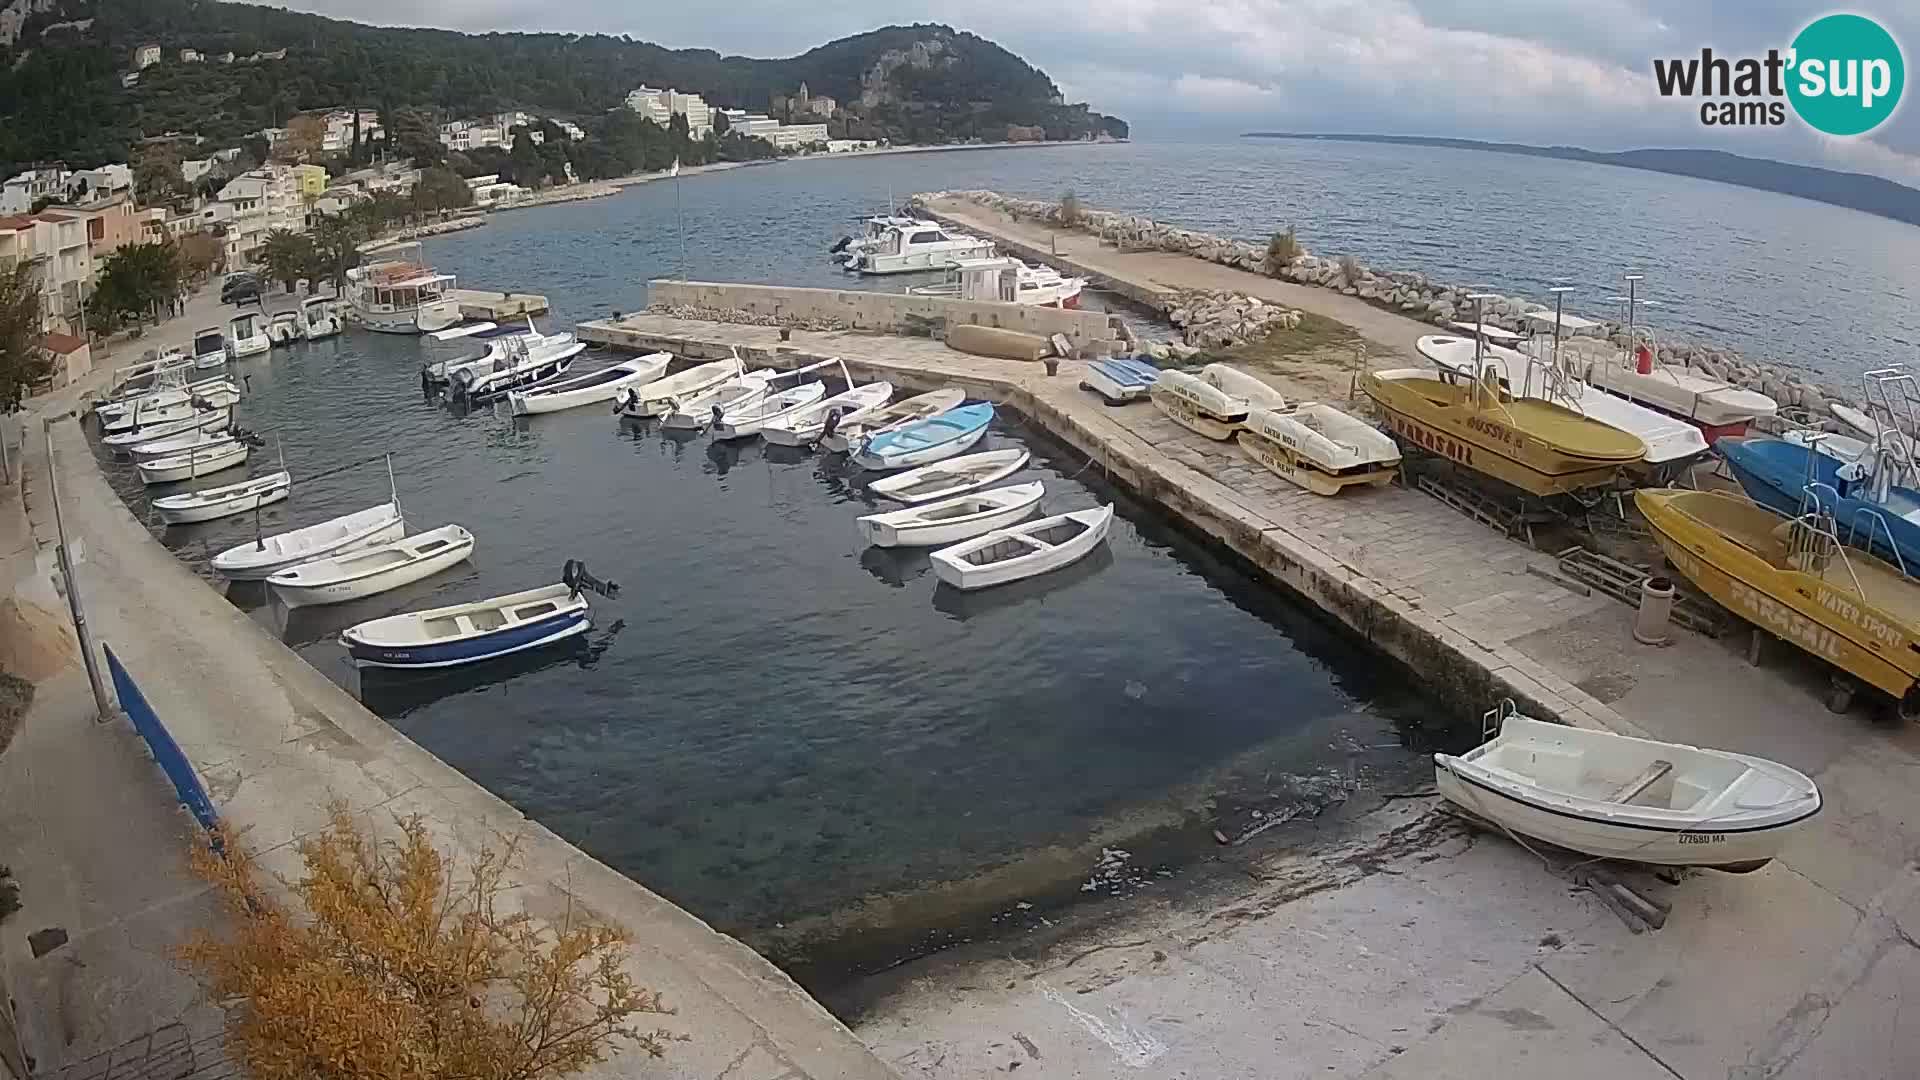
[1242, 132, 1920, 229]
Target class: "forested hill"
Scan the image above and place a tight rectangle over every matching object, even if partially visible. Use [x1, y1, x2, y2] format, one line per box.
[0, 0, 1128, 171]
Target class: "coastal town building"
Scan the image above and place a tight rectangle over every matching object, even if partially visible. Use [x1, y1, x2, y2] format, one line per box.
[181, 158, 217, 185]
[556, 120, 586, 141]
[215, 166, 303, 267]
[65, 164, 132, 202]
[767, 123, 828, 150]
[74, 193, 142, 261]
[132, 44, 160, 69]
[180, 48, 202, 63]
[625, 86, 712, 134]
[463, 173, 527, 207]
[319, 109, 383, 153]
[1, 167, 68, 214]
[0, 210, 92, 335]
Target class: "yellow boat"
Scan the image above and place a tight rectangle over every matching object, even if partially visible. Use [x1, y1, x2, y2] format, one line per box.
[1637, 488, 1920, 713]
[1363, 367, 1644, 496]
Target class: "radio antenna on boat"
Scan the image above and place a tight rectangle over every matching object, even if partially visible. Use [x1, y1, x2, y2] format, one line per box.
[385, 453, 399, 516]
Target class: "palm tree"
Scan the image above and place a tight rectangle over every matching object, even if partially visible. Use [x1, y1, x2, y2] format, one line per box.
[259, 230, 315, 294]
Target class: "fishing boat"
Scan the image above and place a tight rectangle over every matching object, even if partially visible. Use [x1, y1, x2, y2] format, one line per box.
[210, 501, 405, 581]
[761, 380, 894, 447]
[870, 448, 1030, 504]
[852, 402, 994, 470]
[422, 323, 573, 385]
[906, 256, 1087, 308]
[1718, 436, 1920, 572]
[1417, 334, 1709, 471]
[151, 471, 290, 525]
[267, 524, 475, 609]
[615, 355, 748, 418]
[842, 221, 996, 274]
[227, 311, 270, 360]
[190, 326, 228, 370]
[452, 335, 585, 401]
[128, 426, 240, 463]
[97, 352, 196, 407]
[102, 381, 239, 433]
[930, 504, 1114, 590]
[1362, 367, 1644, 497]
[101, 407, 232, 451]
[344, 243, 461, 334]
[1083, 356, 1161, 404]
[266, 310, 302, 347]
[340, 582, 591, 669]
[1641, 488, 1920, 714]
[135, 440, 249, 485]
[711, 382, 826, 440]
[656, 372, 776, 429]
[858, 482, 1046, 548]
[507, 353, 671, 415]
[1238, 403, 1401, 495]
[820, 388, 966, 453]
[301, 296, 342, 341]
[1435, 701, 1821, 872]
[1151, 365, 1288, 440]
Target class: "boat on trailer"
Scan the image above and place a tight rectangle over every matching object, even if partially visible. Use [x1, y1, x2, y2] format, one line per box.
[151, 471, 291, 525]
[870, 448, 1031, 504]
[211, 501, 405, 581]
[507, 353, 671, 415]
[858, 481, 1045, 548]
[762, 378, 894, 447]
[1083, 356, 1161, 404]
[268, 524, 475, 609]
[1237, 403, 1401, 495]
[930, 505, 1115, 590]
[1436, 701, 1820, 872]
[1151, 364, 1288, 440]
[851, 402, 994, 470]
[821, 388, 966, 453]
[340, 563, 617, 669]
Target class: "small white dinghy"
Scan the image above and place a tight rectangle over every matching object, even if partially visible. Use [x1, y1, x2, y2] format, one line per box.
[930, 504, 1114, 590]
[858, 481, 1045, 548]
[341, 582, 591, 668]
[870, 448, 1031, 504]
[268, 524, 475, 608]
[129, 427, 237, 462]
[508, 353, 671, 415]
[1237, 403, 1401, 496]
[1083, 356, 1161, 404]
[152, 471, 290, 525]
[136, 439, 249, 484]
[820, 387, 965, 453]
[1435, 703, 1821, 873]
[616, 355, 745, 417]
[1152, 364, 1287, 440]
[762, 380, 894, 447]
[102, 408, 232, 451]
[211, 501, 405, 581]
[657, 371, 776, 429]
[712, 382, 826, 440]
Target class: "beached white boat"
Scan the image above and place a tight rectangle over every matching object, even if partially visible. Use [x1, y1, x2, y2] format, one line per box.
[190, 326, 228, 370]
[210, 501, 405, 581]
[616, 356, 745, 418]
[656, 372, 776, 429]
[101, 408, 232, 450]
[858, 482, 1045, 548]
[761, 381, 894, 447]
[1083, 357, 1161, 404]
[135, 440, 249, 484]
[1152, 365, 1288, 440]
[870, 448, 1031, 504]
[267, 524, 475, 609]
[1238, 403, 1401, 495]
[227, 312, 270, 359]
[820, 388, 965, 453]
[930, 505, 1114, 590]
[266, 310, 302, 347]
[301, 296, 342, 340]
[340, 582, 591, 668]
[712, 382, 826, 440]
[508, 353, 671, 415]
[1435, 705, 1820, 872]
[1568, 345, 1777, 440]
[151, 471, 290, 525]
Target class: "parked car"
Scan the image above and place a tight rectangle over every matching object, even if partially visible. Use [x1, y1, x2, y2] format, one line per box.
[220, 272, 259, 304]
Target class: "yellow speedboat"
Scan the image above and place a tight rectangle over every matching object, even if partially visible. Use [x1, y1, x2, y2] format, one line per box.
[1363, 367, 1644, 496]
[1637, 488, 1920, 714]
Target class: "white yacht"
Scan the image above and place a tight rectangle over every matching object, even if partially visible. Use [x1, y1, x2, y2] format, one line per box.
[908, 256, 1086, 308]
[344, 243, 461, 334]
[190, 326, 228, 369]
[226, 312, 270, 359]
[830, 215, 921, 261]
[842, 221, 995, 275]
[300, 295, 342, 340]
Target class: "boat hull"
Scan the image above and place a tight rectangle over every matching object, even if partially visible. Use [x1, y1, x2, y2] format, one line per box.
[857, 484, 1045, 548]
[1237, 429, 1395, 496]
[153, 474, 291, 525]
[346, 609, 589, 668]
[931, 506, 1113, 590]
[870, 449, 1030, 504]
[213, 516, 405, 581]
[507, 355, 668, 415]
[1083, 358, 1159, 404]
[1719, 437, 1920, 572]
[136, 443, 248, 484]
[270, 535, 474, 609]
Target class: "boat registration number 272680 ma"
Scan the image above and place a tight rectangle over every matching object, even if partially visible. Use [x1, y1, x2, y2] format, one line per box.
[1677, 833, 1727, 845]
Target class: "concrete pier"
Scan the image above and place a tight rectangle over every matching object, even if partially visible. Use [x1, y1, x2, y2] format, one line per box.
[449, 287, 550, 322]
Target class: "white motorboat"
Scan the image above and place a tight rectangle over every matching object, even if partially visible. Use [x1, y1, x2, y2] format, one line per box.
[268, 524, 475, 609]
[906, 257, 1087, 308]
[300, 296, 342, 341]
[227, 312, 270, 359]
[1152, 365, 1288, 440]
[712, 382, 826, 440]
[340, 582, 592, 668]
[100, 375, 240, 427]
[820, 388, 965, 453]
[345, 243, 461, 334]
[98, 352, 196, 406]
[1435, 704, 1820, 872]
[210, 501, 405, 581]
[507, 353, 671, 416]
[858, 481, 1045, 548]
[452, 336, 586, 401]
[189, 326, 228, 370]
[930, 505, 1115, 591]
[656, 372, 776, 430]
[761, 380, 894, 447]
[101, 407, 232, 450]
[1238, 403, 1401, 496]
[870, 448, 1031, 504]
[151, 471, 290, 525]
[1418, 335, 1710, 468]
[616, 355, 746, 417]
[1083, 357, 1161, 404]
[423, 324, 573, 385]
[136, 440, 249, 484]
[102, 382, 238, 434]
[830, 214, 921, 261]
[266, 310, 302, 347]
[844, 221, 996, 275]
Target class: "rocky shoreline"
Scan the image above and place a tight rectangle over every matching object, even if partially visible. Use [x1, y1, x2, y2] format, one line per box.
[915, 189, 1873, 433]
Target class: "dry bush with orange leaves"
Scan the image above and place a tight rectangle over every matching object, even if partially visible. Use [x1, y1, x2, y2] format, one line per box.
[182, 804, 680, 1080]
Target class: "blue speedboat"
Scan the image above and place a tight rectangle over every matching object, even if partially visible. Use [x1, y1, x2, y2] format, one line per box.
[852, 402, 994, 470]
[1083, 356, 1161, 404]
[1719, 436, 1920, 572]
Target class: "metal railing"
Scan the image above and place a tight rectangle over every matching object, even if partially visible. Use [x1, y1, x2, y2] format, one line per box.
[43, 418, 116, 722]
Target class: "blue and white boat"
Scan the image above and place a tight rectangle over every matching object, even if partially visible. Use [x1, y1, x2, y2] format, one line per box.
[340, 582, 592, 669]
[1083, 356, 1161, 404]
[852, 402, 993, 470]
[1719, 435, 1920, 573]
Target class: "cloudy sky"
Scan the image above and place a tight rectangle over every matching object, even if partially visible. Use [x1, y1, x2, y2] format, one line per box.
[267, 1, 1918, 182]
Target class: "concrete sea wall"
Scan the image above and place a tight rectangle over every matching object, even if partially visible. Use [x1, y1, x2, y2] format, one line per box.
[646, 279, 1127, 349]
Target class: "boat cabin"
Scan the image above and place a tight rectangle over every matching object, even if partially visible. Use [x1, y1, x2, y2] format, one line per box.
[228, 312, 263, 340]
[191, 329, 226, 360]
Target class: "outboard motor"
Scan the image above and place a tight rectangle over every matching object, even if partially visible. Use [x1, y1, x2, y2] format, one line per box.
[612, 388, 630, 415]
[562, 560, 620, 599]
[830, 236, 851, 254]
[817, 406, 846, 447]
[711, 402, 725, 427]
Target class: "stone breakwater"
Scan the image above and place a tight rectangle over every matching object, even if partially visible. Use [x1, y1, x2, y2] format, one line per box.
[1157, 290, 1303, 360]
[916, 189, 1874, 432]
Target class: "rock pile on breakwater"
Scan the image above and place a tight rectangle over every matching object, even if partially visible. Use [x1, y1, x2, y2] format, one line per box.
[915, 189, 1866, 429]
[1148, 289, 1303, 359]
[645, 303, 850, 332]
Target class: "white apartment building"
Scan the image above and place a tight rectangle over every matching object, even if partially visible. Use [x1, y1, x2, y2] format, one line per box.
[767, 123, 828, 150]
[320, 109, 383, 153]
[0, 211, 92, 334]
[439, 119, 508, 152]
[625, 86, 712, 134]
[133, 44, 161, 69]
[1, 168, 70, 214]
[66, 164, 132, 202]
[556, 120, 585, 141]
[180, 49, 203, 63]
[181, 158, 217, 184]
[216, 167, 303, 267]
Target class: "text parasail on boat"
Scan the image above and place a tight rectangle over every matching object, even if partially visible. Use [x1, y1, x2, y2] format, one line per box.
[562, 560, 619, 600]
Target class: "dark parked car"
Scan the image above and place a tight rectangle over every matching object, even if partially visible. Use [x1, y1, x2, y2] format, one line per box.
[220, 272, 260, 304]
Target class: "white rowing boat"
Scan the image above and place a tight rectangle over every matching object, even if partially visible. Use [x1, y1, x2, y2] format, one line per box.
[820, 387, 965, 453]
[616, 356, 745, 417]
[657, 371, 776, 429]
[268, 524, 475, 608]
[1435, 704, 1821, 872]
[761, 381, 894, 447]
[211, 501, 405, 581]
[857, 481, 1045, 548]
[101, 408, 232, 451]
[341, 582, 591, 668]
[869, 448, 1030, 504]
[135, 440, 249, 484]
[507, 353, 671, 415]
[711, 382, 825, 440]
[930, 504, 1114, 590]
[151, 471, 290, 525]
[128, 427, 237, 463]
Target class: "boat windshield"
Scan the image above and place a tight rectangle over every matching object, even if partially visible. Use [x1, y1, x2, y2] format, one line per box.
[193, 332, 224, 354]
